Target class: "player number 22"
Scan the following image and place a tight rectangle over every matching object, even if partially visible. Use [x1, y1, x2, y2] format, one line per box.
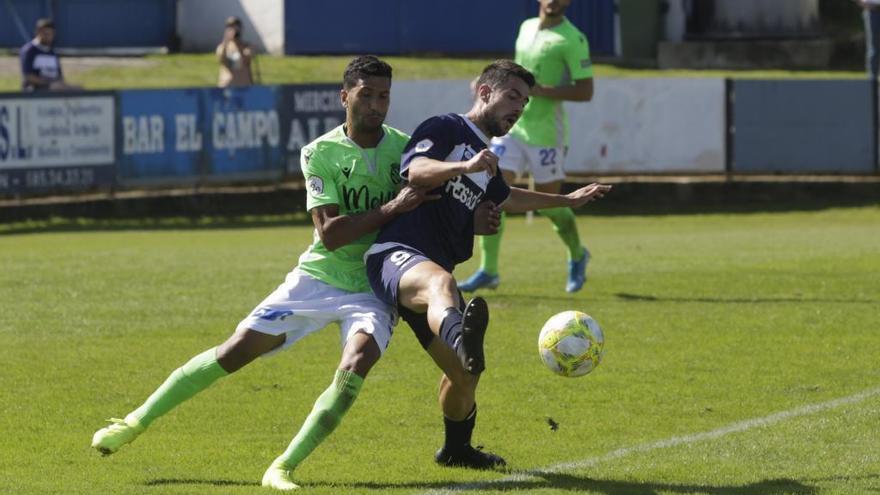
[539, 149, 557, 166]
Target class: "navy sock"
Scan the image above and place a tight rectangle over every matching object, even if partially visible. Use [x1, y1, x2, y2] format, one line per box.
[443, 404, 477, 451]
[439, 307, 463, 351]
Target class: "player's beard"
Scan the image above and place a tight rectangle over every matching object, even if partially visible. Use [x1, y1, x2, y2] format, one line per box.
[485, 115, 507, 138]
[356, 112, 385, 134]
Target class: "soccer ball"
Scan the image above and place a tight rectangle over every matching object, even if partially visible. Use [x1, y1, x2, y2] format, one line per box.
[538, 311, 604, 377]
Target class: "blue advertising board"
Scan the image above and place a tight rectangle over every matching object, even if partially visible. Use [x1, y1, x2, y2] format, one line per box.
[118, 86, 284, 185]
[277, 84, 346, 174]
[204, 86, 283, 179]
[118, 89, 203, 183]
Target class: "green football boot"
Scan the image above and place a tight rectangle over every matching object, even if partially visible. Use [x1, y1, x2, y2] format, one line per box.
[261, 461, 301, 491]
[91, 417, 145, 455]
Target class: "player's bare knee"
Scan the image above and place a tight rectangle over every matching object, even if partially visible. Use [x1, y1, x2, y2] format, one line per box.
[216, 328, 283, 373]
[428, 272, 458, 302]
[337, 331, 380, 378]
[444, 367, 478, 389]
[337, 352, 377, 378]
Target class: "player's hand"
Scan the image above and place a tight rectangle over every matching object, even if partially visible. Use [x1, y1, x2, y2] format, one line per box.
[474, 200, 502, 235]
[565, 183, 612, 208]
[389, 185, 440, 214]
[462, 149, 498, 177]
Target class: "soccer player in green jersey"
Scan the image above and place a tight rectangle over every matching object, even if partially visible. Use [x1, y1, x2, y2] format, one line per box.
[90, 56, 445, 491]
[460, 0, 595, 293]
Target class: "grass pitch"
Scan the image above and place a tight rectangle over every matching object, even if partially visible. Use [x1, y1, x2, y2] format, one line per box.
[1, 206, 879, 494]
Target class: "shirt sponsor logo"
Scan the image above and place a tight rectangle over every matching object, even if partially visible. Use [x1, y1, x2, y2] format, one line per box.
[445, 175, 482, 211]
[342, 184, 395, 212]
[307, 175, 324, 196]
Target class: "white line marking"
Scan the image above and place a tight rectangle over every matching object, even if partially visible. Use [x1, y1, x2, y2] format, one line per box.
[420, 386, 880, 494]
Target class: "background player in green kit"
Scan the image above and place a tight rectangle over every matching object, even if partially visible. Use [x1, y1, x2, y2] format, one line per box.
[90, 56, 438, 491]
[460, 0, 595, 294]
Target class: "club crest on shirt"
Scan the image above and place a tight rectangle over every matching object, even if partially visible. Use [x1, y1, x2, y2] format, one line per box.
[414, 139, 433, 153]
[460, 145, 478, 161]
[307, 176, 324, 196]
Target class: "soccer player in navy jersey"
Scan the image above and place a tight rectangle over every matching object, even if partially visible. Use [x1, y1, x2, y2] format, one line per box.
[366, 60, 610, 468]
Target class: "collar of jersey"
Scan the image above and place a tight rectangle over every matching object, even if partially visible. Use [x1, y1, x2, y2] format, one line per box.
[337, 125, 388, 176]
[458, 114, 490, 145]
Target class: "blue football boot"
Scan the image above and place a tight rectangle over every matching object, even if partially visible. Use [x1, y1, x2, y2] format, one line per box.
[458, 270, 500, 292]
[566, 247, 591, 293]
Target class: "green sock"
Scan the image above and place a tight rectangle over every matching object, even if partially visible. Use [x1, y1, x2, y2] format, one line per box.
[126, 347, 228, 428]
[478, 212, 505, 276]
[274, 369, 364, 470]
[539, 207, 582, 260]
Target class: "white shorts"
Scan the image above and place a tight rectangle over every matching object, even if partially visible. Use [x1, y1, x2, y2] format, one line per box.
[490, 134, 567, 184]
[236, 269, 396, 357]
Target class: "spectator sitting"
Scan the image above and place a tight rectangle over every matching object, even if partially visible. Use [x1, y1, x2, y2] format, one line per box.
[20, 18, 81, 92]
[216, 16, 254, 87]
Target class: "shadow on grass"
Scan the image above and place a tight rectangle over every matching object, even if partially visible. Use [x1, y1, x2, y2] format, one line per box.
[143, 477, 466, 490]
[288, 472, 819, 494]
[144, 478, 258, 487]
[615, 292, 880, 305]
[482, 472, 819, 494]
[487, 292, 880, 307]
[141, 471, 875, 493]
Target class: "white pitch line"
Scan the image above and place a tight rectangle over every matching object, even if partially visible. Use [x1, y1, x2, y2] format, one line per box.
[420, 386, 880, 495]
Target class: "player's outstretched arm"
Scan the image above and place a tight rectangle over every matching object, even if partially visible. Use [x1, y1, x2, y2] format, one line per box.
[312, 186, 439, 251]
[531, 78, 593, 102]
[407, 149, 498, 188]
[500, 183, 611, 213]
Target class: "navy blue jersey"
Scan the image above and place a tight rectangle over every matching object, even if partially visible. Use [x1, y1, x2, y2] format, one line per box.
[374, 113, 511, 272]
[20, 41, 62, 91]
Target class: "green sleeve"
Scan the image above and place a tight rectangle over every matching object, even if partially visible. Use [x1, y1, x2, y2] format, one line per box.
[301, 147, 341, 211]
[564, 31, 593, 80]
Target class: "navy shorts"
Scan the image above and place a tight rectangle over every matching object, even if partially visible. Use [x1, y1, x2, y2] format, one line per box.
[366, 246, 431, 309]
[366, 245, 468, 350]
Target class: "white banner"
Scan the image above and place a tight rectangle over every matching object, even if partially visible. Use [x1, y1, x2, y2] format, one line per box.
[0, 95, 115, 169]
[386, 79, 474, 136]
[386, 78, 726, 174]
[567, 78, 725, 173]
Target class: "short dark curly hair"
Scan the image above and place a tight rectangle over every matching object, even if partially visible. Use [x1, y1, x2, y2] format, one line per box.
[476, 59, 535, 90]
[343, 55, 393, 89]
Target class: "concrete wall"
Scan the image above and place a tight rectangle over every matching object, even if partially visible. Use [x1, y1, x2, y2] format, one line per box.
[570, 78, 726, 174]
[386, 78, 727, 175]
[177, 0, 284, 54]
